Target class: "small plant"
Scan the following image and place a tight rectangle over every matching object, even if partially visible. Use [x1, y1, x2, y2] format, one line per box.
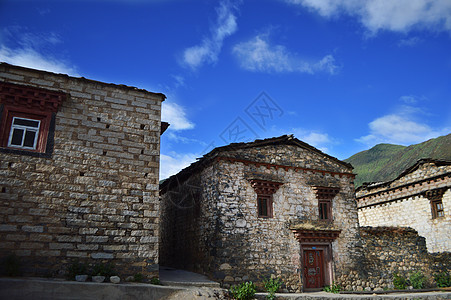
[393, 273, 407, 290]
[323, 281, 341, 293]
[409, 271, 425, 289]
[3, 254, 21, 277]
[91, 262, 115, 277]
[264, 277, 282, 300]
[134, 273, 144, 282]
[66, 260, 88, 280]
[150, 277, 161, 285]
[435, 272, 451, 288]
[230, 281, 256, 300]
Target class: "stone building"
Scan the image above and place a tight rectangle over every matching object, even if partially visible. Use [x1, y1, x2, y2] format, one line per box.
[356, 159, 451, 253]
[160, 135, 363, 292]
[0, 63, 166, 279]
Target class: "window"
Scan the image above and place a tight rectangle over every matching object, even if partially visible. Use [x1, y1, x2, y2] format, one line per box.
[258, 196, 272, 218]
[249, 179, 283, 219]
[0, 82, 65, 155]
[425, 188, 446, 219]
[432, 200, 444, 218]
[8, 117, 41, 149]
[313, 187, 339, 222]
[319, 200, 331, 220]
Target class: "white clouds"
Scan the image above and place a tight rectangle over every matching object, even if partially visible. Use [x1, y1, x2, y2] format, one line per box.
[357, 101, 450, 146]
[1, 28, 78, 76]
[232, 34, 338, 74]
[286, 0, 451, 34]
[160, 152, 198, 180]
[161, 102, 195, 131]
[182, 0, 239, 70]
[0, 46, 79, 76]
[292, 129, 335, 153]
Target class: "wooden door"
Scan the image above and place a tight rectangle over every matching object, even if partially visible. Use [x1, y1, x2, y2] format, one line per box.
[303, 250, 324, 289]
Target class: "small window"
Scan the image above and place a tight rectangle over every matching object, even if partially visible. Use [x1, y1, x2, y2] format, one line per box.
[0, 82, 65, 155]
[425, 188, 446, 219]
[258, 196, 272, 218]
[431, 200, 444, 219]
[319, 200, 331, 221]
[8, 117, 41, 150]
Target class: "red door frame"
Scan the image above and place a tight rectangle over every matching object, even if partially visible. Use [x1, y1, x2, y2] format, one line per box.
[300, 243, 333, 291]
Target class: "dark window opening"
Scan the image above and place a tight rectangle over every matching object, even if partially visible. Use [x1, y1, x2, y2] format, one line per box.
[319, 201, 331, 221]
[258, 196, 272, 218]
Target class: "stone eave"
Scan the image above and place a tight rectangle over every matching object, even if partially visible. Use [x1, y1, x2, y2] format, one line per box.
[160, 135, 355, 194]
[0, 62, 166, 101]
[356, 171, 451, 205]
[290, 223, 342, 243]
[356, 158, 451, 194]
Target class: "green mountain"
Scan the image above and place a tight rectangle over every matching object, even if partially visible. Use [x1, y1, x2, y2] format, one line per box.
[345, 133, 451, 187]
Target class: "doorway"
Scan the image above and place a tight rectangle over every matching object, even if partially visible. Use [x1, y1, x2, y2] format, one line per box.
[303, 249, 324, 289]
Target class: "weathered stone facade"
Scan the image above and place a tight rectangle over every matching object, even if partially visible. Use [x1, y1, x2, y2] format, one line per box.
[357, 159, 451, 253]
[338, 226, 450, 291]
[160, 135, 362, 292]
[0, 63, 165, 279]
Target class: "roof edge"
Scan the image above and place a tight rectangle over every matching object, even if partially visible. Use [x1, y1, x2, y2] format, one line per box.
[160, 135, 354, 194]
[357, 158, 451, 192]
[0, 62, 166, 101]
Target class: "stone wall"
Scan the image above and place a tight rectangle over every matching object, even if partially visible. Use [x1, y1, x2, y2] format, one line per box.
[357, 161, 451, 253]
[0, 63, 164, 279]
[335, 227, 450, 291]
[160, 142, 361, 292]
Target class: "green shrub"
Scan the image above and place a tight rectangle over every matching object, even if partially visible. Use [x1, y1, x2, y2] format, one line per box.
[409, 271, 425, 289]
[3, 254, 21, 277]
[91, 262, 115, 277]
[230, 281, 256, 300]
[66, 260, 88, 280]
[435, 272, 451, 288]
[150, 277, 161, 285]
[264, 277, 282, 300]
[323, 281, 341, 293]
[393, 273, 407, 290]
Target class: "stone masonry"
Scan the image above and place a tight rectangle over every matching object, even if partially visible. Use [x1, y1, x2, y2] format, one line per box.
[336, 226, 450, 291]
[160, 135, 362, 292]
[357, 159, 451, 252]
[0, 63, 165, 279]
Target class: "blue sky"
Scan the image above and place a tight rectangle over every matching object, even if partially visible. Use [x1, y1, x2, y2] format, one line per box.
[1, 0, 450, 179]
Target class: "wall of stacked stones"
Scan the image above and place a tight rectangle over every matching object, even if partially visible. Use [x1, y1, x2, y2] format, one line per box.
[358, 186, 450, 252]
[335, 227, 450, 292]
[161, 144, 362, 292]
[0, 65, 163, 279]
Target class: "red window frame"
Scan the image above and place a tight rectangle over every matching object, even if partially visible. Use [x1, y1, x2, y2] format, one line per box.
[0, 106, 52, 153]
[0, 82, 65, 154]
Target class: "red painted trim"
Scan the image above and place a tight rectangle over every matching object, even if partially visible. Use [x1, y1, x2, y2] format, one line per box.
[0, 105, 52, 153]
[0, 82, 65, 113]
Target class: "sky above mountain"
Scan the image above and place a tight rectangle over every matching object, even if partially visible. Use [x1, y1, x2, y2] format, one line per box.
[1, 0, 450, 179]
